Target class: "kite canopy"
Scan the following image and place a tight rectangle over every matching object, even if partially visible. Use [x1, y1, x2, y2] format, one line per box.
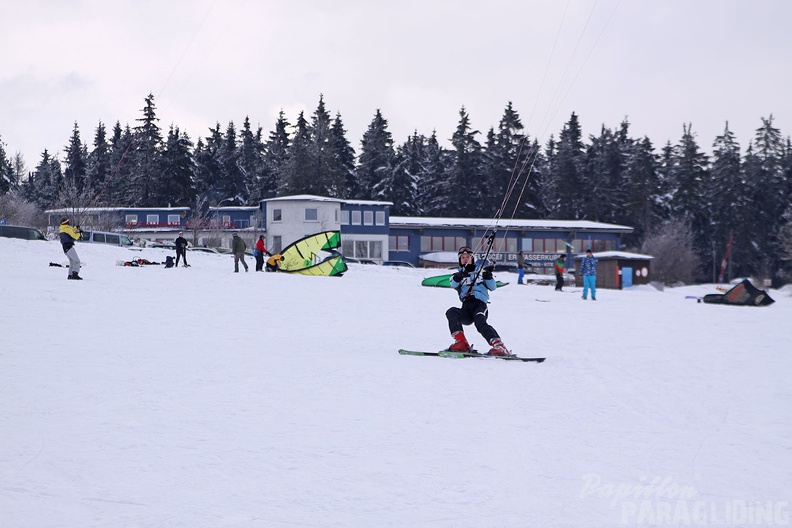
[702, 279, 774, 306]
[277, 231, 346, 277]
[421, 273, 508, 289]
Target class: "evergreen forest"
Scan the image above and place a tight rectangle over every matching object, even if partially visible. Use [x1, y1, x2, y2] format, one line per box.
[2, 94, 792, 284]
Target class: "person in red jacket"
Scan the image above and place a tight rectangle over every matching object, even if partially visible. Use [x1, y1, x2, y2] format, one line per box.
[254, 235, 268, 272]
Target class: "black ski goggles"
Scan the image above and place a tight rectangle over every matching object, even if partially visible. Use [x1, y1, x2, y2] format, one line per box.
[458, 246, 473, 256]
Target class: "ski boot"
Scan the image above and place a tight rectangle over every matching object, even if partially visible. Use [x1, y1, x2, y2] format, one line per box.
[487, 338, 510, 356]
[447, 331, 471, 352]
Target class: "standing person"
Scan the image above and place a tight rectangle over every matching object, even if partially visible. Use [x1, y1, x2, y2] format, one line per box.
[58, 217, 83, 280]
[232, 232, 249, 272]
[445, 245, 510, 356]
[174, 231, 189, 267]
[581, 249, 598, 300]
[254, 235, 268, 272]
[516, 250, 526, 285]
[554, 254, 566, 291]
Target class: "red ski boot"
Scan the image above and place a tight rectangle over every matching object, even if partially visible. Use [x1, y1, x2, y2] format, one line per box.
[487, 338, 510, 356]
[447, 331, 471, 352]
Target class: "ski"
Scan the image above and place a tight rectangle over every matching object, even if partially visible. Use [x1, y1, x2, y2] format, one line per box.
[398, 349, 545, 363]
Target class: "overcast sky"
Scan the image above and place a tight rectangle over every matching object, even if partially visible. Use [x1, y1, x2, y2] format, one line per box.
[2, 0, 790, 171]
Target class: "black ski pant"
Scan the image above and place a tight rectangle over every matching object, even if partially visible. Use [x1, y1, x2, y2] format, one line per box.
[555, 272, 564, 291]
[255, 253, 265, 271]
[175, 249, 187, 267]
[446, 298, 499, 343]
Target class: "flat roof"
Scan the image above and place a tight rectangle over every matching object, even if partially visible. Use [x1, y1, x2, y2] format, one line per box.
[261, 194, 392, 206]
[389, 216, 633, 233]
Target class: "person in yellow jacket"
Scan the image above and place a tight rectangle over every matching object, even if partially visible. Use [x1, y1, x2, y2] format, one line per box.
[58, 217, 83, 280]
[265, 253, 283, 272]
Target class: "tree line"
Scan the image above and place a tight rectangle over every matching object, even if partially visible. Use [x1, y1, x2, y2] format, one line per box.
[1, 94, 791, 284]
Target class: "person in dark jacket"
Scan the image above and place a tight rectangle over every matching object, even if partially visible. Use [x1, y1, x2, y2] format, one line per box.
[232, 233, 249, 272]
[174, 232, 189, 267]
[516, 250, 526, 285]
[254, 235, 268, 272]
[58, 217, 83, 280]
[554, 254, 566, 291]
[445, 245, 509, 356]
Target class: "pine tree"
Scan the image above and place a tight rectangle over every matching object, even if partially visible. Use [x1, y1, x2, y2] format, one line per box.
[281, 111, 313, 195]
[622, 136, 661, 246]
[159, 126, 196, 206]
[194, 125, 224, 202]
[258, 111, 290, 200]
[85, 122, 111, 199]
[668, 124, 710, 278]
[220, 121, 246, 203]
[381, 133, 422, 215]
[23, 150, 62, 209]
[708, 122, 743, 280]
[358, 109, 395, 200]
[63, 122, 88, 192]
[445, 106, 483, 216]
[131, 94, 164, 206]
[0, 136, 12, 195]
[547, 113, 585, 219]
[582, 124, 627, 223]
[329, 113, 356, 198]
[480, 102, 534, 219]
[238, 116, 266, 202]
[744, 115, 787, 279]
[414, 131, 448, 216]
[104, 123, 135, 205]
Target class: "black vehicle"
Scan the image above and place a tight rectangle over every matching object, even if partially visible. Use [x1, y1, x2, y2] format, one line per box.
[0, 225, 47, 241]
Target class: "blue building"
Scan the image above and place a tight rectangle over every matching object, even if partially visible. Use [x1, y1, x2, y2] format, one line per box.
[46, 196, 633, 270]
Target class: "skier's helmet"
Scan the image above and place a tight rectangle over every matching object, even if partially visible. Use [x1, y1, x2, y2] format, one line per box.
[457, 246, 474, 266]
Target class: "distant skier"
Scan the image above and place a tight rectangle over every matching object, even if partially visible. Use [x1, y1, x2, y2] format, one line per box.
[581, 249, 598, 300]
[174, 231, 189, 267]
[554, 254, 566, 291]
[445, 245, 510, 356]
[58, 217, 83, 280]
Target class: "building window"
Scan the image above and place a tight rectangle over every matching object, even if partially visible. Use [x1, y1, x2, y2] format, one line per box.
[273, 209, 282, 222]
[389, 235, 410, 252]
[167, 214, 180, 224]
[375, 211, 385, 226]
[125, 214, 138, 224]
[363, 211, 374, 225]
[420, 235, 466, 252]
[222, 215, 231, 226]
[272, 236, 282, 253]
[305, 208, 318, 221]
[340, 210, 350, 225]
[351, 211, 362, 225]
[522, 238, 533, 252]
[146, 214, 159, 224]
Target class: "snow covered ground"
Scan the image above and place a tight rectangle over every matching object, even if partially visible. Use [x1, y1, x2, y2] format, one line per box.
[2, 237, 791, 527]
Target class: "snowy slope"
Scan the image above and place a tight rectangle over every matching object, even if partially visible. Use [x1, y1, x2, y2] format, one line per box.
[1, 237, 790, 527]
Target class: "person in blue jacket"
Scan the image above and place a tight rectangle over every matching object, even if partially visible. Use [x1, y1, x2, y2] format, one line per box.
[445, 245, 509, 356]
[580, 249, 598, 300]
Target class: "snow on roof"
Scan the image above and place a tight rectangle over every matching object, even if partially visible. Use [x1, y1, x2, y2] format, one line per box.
[420, 251, 459, 264]
[262, 194, 392, 206]
[389, 216, 633, 232]
[45, 207, 190, 213]
[574, 251, 653, 260]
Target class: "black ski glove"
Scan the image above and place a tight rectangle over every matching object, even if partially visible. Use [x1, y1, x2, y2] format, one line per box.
[452, 270, 469, 282]
[482, 265, 494, 280]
